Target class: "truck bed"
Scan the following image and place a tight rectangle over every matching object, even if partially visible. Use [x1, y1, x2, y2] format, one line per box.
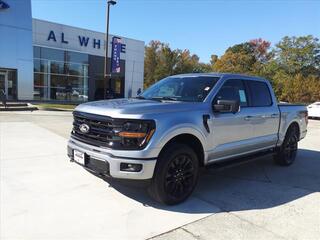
[277, 103, 308, 145]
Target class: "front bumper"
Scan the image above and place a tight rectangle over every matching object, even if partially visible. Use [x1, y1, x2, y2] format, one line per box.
[67, 138, 157, 180]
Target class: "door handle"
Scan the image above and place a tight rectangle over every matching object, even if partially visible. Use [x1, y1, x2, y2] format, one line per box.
[244, 116, 253, 121]
[262, 113, 279, 119]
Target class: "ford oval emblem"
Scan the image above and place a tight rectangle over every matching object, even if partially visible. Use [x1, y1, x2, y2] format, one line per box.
[79, 123, 90, 133]
[0, 1, 10, 10]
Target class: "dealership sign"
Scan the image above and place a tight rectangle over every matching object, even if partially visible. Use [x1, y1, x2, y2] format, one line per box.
[0, 1, 10, 10]
[47, 30, 126, 53]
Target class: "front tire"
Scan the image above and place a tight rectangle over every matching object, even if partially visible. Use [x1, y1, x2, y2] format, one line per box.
[148, 143, 199, 205]
[274, 126, 299, 166]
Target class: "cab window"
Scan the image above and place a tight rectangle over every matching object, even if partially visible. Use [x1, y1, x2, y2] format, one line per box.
[246, 80, 272, 107]
[214, 79, 248, 107]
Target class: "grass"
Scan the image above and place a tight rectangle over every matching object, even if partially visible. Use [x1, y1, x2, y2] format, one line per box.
[35, 103, 77, 110]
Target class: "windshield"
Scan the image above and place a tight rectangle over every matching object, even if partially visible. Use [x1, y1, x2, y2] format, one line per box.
[140, 76, 219, 102]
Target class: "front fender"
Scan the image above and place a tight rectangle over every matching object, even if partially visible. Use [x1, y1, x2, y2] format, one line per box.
[155, 123, 207, 151]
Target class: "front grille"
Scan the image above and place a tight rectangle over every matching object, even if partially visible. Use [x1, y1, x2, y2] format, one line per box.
[72, 111, 122, 148]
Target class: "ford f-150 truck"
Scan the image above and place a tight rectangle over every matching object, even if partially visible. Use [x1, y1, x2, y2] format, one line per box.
[67, 73, 308, 205]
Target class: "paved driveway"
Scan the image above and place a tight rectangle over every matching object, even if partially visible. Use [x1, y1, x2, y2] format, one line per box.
[1, 111, 319, 240]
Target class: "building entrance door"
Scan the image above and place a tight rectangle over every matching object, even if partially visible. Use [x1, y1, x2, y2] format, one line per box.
[0, 72, 7, 97]
[0, 70, 17, 100]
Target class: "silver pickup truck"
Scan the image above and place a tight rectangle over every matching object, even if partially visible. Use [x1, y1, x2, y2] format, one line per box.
[67, 73, 308, 205]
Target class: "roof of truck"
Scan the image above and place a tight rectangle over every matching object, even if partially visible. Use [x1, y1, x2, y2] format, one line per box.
[171, 72, 267, 81]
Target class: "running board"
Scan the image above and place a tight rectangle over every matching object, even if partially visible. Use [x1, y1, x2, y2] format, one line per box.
[205, 149, 275, 170]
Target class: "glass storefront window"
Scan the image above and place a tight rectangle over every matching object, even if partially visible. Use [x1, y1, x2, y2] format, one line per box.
[51, 74, 67, 101]
[41, 47, 65, 62]
[41, 60, 48, 73]
[33, 46, 89, 102]
[50, 61, 65, 74]
[68, 63, 82, 76]
[67, 51, 88, 64]
[50, 76, 87, 101]
[34, 59, 49, 73]
[33, 46, 127, 102]
[34, 73, 48, 87]
[33, 73, 49, 100]
[33, 46, 40, 59]
[34, 59, 40, 73]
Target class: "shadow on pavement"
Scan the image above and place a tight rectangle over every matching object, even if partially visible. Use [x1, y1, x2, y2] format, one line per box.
[95, 148, 320, 214]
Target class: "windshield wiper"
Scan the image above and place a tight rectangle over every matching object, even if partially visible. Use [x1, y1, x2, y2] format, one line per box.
[135, 96, 162, 102]
[135, 96, 178, 102]
[150, 96, 179, 101]
[135, 96, 146, 100]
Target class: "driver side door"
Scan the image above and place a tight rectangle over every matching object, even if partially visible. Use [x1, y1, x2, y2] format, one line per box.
[208, 79, 255, 162]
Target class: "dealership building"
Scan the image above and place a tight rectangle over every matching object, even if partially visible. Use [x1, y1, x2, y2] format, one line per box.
[0, 0, 144, 102]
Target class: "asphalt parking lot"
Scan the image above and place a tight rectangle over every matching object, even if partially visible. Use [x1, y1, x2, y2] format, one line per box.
[1, 111, 319, 240]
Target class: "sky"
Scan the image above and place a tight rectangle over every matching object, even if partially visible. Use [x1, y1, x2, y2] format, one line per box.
[31, 0, 320, 63]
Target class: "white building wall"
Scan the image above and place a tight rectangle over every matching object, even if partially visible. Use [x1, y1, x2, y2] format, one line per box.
[0, 0, 33, 100]
[32, 19, 144, 98]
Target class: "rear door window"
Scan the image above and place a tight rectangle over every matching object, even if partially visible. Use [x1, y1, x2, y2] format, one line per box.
[246, 80, 272, 107]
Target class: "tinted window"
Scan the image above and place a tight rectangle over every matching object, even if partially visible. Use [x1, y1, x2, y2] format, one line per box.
[66, 51, 88, 64]
[50, 61, 65, 74]
[215, 79, 248, 107]
[247, 81, 272, 107]
[41, 48, 65, 62]
[33, 46, 40, 58]
[34, 59, 40, 72]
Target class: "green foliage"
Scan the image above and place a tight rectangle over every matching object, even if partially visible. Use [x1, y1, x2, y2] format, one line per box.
[212, 38, 272, 75]
[274, 35, 320, 75]
[212, 51, 256, 74]
[144, 41, 210, 88]
[144, 36, 320, 103]
[211, 35, 320, 103]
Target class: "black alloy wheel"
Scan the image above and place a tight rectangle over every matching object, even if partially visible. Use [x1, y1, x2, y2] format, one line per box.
[274, 126, 299, 166]
[165, 154, 195, 200]
[283, 133, 298, 164]
[148, 143, 199, 205]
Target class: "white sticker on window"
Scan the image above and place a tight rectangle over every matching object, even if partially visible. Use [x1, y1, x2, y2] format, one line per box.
[239, 90, 247, 102]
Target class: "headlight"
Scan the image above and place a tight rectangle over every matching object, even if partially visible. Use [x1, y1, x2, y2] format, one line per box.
[117, 120, 155, 150]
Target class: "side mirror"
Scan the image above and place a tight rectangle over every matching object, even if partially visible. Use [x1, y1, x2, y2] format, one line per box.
[213, 99, 240, 113]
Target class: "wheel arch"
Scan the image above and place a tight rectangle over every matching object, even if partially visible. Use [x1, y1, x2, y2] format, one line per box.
[286, 121, 300, 139]
[159, 133, 205, 167]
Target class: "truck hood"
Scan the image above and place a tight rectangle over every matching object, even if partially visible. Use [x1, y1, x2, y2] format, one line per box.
[75, 98, 205, 118]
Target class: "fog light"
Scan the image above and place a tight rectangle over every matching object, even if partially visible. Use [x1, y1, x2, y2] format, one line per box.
[120, 163, 142, 172]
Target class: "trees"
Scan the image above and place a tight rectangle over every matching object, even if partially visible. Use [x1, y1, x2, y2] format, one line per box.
[270, 36, 320, 103]
[211, 35, 320, 103]
[144, 41, 209, 88]
[212, 39, 271, 75]
[273, 35, 320, 76]
[144, 36, 320, 103]
[278, 74, 320, 103]
[212, 50, 256, 74]
[144, 40, 161, 88]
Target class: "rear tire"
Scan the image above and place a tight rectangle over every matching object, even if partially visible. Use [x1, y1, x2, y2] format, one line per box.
[274, 126, 299, 166]
[148, 143, 199, 205]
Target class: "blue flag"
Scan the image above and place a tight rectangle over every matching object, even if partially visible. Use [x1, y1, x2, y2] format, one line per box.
[111, 37, 121, 73]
